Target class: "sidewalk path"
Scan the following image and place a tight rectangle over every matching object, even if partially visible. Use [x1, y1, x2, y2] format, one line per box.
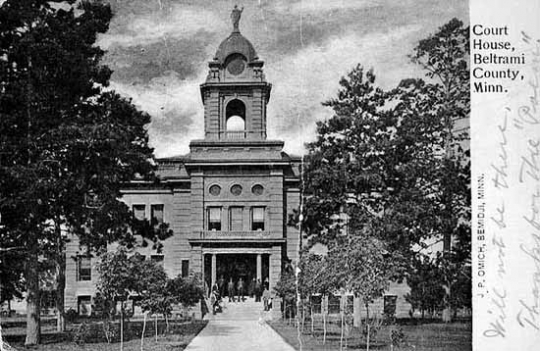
[184, 298, 295, 351]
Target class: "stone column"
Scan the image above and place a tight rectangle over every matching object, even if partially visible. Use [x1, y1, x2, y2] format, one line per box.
[222, 205, 228, 231]
[269, 246, 282, 291]
[256, 254, 262, 281]
[201, 253, 205, 285]
[211, 254, 217, 288]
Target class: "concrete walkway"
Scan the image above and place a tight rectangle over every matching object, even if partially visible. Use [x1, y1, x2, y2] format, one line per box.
[184, 298, 295, 351]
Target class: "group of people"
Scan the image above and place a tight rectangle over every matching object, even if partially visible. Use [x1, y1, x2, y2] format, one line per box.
[208, 276, 272, 312]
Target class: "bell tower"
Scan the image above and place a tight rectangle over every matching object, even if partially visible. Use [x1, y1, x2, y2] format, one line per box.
[199, 6, 272, 142]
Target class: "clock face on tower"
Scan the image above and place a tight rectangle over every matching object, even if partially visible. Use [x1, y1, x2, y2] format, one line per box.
[226, 54, 246, 75]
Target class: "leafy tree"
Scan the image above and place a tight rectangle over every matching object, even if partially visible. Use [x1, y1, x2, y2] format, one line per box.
[298, 253, 340, 344]
[404, 255, 445, 319]
[0, 248, 25, 306]
[303, 66, 392, 249]
[301, 18, 470, 325]
[0, 1, 169, 344]
[406, 18, 470, 321]
[95, 249, 166, 345]
[94, 248, 134, 345]
[274, 268, 297, 320]
[139, 273, 202, 334]
[168, 274, 204, 308]
[135, 258, 168, 344]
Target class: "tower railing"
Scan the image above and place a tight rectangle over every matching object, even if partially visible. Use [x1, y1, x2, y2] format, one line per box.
[205, 130, 267, 140]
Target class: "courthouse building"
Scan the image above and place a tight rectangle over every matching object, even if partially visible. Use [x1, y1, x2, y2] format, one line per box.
[64, 10, 303, 314]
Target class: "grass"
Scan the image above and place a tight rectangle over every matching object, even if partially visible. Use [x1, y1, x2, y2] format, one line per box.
[2, 320, 208, 351]
[269, 317, 471, 351]
[20, 333, 200, 351]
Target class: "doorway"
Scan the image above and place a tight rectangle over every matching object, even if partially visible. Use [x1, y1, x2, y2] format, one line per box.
[204, 253, 270, 297]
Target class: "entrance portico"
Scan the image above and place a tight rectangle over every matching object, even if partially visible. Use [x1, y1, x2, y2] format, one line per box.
[201, 246, 281, 293]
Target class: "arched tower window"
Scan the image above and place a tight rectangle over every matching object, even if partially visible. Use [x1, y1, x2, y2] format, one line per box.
[226, 99, 246, 131]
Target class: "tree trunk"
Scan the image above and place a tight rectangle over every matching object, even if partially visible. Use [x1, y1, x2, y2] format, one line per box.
[340, 311, 345, 351]
[56, 251, 66, 332]
[301, 302, 305, 331]
[310, 306, 314, 334]
[365, 304, 370, 351]
[25, 244, 41, 346]
[322, 294, 327, 345]
[155, 314, 158, 341]
[103, 320, 111, 343]
[120, 301, 124, 351]
[442, 283, 452, 322]
[141, 312, 147, 351]
[353, 295, 361, 327]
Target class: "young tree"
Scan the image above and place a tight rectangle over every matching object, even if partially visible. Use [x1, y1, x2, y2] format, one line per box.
[140, 273, 203, 333]
[0, 1, 168, 344]
[95, 248, 136, 346]
[298, 253, 339, 344]
[404, 255, 446, 319]
[135, 259, 168, 345]
[274, 269, 296, 312]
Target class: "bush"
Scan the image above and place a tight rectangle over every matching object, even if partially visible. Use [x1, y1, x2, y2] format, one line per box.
[65, 319, 206, 344]
[65, 308, 78, 323]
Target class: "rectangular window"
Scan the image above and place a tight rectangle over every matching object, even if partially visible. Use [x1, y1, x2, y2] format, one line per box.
[151, 204, 164, 226]
[77, 295, 92, 316]
[40, 290, 57, 311]
[181, 260, 189, 278]
[133, 254, 145, 262]
[207, 207, 222, 231]
[77, 256, 91, 281]
[229, 207, 243, 231]
[383, 295, 398, 317]
[251, 207, 265, 231]
[133, 204, 146, 221]
[151, 255, 164, 266]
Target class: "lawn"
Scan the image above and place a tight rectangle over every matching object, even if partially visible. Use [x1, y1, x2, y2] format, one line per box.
[2, 319, 208, 351]
[269, 318, 472, 351]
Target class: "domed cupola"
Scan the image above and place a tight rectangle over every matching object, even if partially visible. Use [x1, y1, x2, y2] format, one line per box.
[205, 5, 265, 84]
[214, 32, 258, 64]
[199, 6, 272, 142]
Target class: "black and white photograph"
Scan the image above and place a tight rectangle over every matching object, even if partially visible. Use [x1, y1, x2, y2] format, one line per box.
[0, 0, 536, 350]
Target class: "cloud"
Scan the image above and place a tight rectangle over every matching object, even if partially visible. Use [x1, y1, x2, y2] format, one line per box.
[104, 33, 215, 84]
[99, 5, 226, 49]
[274, 0, 380, 14]
[266, 24, 425, 155]
[109, 70, 206, 158]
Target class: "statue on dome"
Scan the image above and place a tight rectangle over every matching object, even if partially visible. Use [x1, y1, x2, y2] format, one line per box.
[231, 5, 244, 32]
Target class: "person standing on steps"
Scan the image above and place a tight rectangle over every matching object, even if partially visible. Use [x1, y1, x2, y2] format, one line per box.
[211, 284, 221, 314]
[249, 277, 255, 298]
[262, 286, 271, 311]
[255, 278, 262, 302]
[227, 278, 235, 302]
[218, 275, 225, 297]
[237, 277, 245, 302]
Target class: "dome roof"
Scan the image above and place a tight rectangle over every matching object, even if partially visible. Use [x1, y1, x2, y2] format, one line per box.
[214, 32, 258, 64]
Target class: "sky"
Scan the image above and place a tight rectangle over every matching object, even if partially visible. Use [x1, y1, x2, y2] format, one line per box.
[99, 0, 469, 157]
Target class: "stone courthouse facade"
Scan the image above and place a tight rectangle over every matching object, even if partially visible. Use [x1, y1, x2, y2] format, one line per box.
[64, 9, 302, 314]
